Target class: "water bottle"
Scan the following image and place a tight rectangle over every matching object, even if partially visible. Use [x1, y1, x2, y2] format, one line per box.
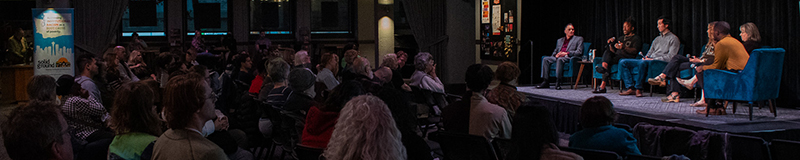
[587, 49, 593, 61]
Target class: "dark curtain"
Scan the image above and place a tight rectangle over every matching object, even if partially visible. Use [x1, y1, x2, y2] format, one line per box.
[523, 0, 799, 107]
[401, 0, 449, 83]
[72, 0, 129, 58]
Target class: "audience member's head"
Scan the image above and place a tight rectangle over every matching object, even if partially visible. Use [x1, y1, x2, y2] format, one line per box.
[289, 68, 317, 97]
[190, 65, 209, 78]
[155, 52, 183, 74]
[374, 66, 393, 85]
[319, 53, 339, 74]
[508, 106, 559, 160]
[236, 54, 253, 71]
[321, 81, 366, 112]
[580, 96, 617, 128]
[3, 102, 73, 160]
[28, 75, 58, 104]
[324, 95, 406, 160]
[713, 21, 731, 41]
[623, 16, 636, 34]
[56, 75, 75, 96]
[414, 52, 434, 72]
[706, 22, 718, 42]
[104, 50, 121, 77]
[268, 58, 290, 83]
[294, 50, 310, 65]
[739, 22, 761, 42]
[163, 73, 214, 129]
[114, 46, 128, 62]
[657, 16, 671, 33]
[353, 57, 373, 79]
[77, 53, 98, 77]
[131, 32, 139, 40]
[381, 54, 399, 70]
[185, 48, 198, 62]
[109, 80, 162, 136]
[465, 64, 494, 93]
[396, 50, 408, 68]
[344, 49, 359, 66]
[495, 61, 520, 84]
[130, 50, 142, 63]
[564, 23, 575, 38]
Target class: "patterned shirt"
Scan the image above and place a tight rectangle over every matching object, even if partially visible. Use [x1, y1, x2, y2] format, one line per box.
[266, 86, 293, 109]
[62, 96, 109, 141]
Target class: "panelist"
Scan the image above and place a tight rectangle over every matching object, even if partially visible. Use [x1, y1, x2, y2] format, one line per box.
[536, 24, 584, 90]
[594, 17, 642, 93]
[618, 16, 679, 97]
[694, 21, 749, 115]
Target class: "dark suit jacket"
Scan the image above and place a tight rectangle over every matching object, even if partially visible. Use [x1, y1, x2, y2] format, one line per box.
[551, 36, 585, 58]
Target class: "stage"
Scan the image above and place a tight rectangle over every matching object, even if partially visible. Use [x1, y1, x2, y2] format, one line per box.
[518, 85, 800, 141]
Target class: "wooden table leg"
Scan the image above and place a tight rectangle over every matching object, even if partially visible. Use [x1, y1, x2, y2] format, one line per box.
[574, 64, 585, 89]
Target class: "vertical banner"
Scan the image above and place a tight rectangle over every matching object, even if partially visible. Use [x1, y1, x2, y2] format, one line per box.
[481, 0, 490, 24]
[32, 8, 74, 78]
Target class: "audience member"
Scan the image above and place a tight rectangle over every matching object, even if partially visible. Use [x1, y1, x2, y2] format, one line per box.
[61, 77, 112, 143]
[74, 53, 103, 103]
[255, 31, 271, 54]
[382, 53, 411, 91]
[569, 96, 641, 156]
[128, 50, 150, 80]
[507, 106, 582, 160]
[235, 55, 255, 85]
[694, 21, 749, 115]
[6, 27, 29, 64]
[618, 16, 679, 97]
[192, 30, 207, 54]
[341, 49, 359, 69]
[594, 17, 642, 93]
[322, 95, 407, 160]
[287, 68, 317, 113]
[113, 46, 141, 83]
[443, 64, 511, 140]
[487, 61, 527, 118]
[153, 73, 227, 159]
[127, 32, 148, 52]
[739, 22, 761, 54]
[316, 53, 340, 91]
[27, 75, 58, 105]
[374, 66, 393, 86]
[352, 57, 382, 94]
[537, 23, 585, 90]
[409, 52, 445, 94]
[264, 58, 293, 109]
[375, 83, 433, 160]
[186, 48, 200, 67]
[154, 52, 184, 88]
[107, 80, 162, 160]
[56, 75, 75, 105]
[301, 81, 366, 149]
[293, 50, 312, 69]
[648, 22, 717, 103]
[3, 102, 73, 160]
[248, 57, 269, 96]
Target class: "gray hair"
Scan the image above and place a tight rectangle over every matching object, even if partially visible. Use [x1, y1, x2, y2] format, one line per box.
[381, 54, 398, 69]
[414, 52, 433, 71]
[27, 75, 57, 103]
[353, 57, 372, 78]
[740, 22, 761, 42]
[268, 58, 290, 82]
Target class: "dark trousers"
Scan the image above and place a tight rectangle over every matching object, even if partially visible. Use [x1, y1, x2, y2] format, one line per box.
[541, 56, 570, 80]
[600, 49, 636, 82]
[662, 55, 693, 93]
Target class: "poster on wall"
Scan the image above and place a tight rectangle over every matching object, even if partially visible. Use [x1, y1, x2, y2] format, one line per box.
[32, 8, 74, 78]
[481, 0, 490, 24]
[491, 5, 502, 35]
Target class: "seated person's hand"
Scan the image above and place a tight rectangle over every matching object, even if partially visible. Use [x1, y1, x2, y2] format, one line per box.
[401, 83, 412, 92]
[615, 41, 623, 49]
[213, 109, 229, 131]
[695, 65, 704, 72]
[642, 56, 653, 60]
[607, 37, 615, 44]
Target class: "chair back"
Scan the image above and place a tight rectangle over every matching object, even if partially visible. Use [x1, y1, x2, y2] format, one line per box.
[639, 43, 650, 59]
[769, 139, 800, 160]
[677, 44, 685, 56]
[744, 48, 785, 101]
[560, 147, 622, 160]
[429, 131, 499, 160]
[295, 145, 324, 160]
[491, 138, 513, 160]
[729, 134, 771, 160]
[582, 42, 592, 57]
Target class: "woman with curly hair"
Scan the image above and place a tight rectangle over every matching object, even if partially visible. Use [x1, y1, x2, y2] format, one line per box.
[323, 95, 406, 160]
[107, 80, 162, 160]
[487, 61, 527, 118]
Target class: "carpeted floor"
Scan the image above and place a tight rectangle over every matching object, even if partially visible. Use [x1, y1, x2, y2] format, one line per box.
[519, 86, 800, 127]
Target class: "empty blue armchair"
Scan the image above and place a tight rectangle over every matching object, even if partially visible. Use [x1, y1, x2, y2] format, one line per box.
[542, 42, 591, 88]
[703, 48, 785, 120]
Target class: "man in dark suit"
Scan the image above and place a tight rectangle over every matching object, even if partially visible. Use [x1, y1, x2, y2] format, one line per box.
[537, 24, 584, 90]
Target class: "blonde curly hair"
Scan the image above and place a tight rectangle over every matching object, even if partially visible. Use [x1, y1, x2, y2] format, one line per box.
[323, 95, 407, 160]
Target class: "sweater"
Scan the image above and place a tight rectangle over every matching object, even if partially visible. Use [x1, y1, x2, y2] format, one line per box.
[152, 129, 228, 160]
[301, 106, 339, 148]
[703, 35, 749, 71]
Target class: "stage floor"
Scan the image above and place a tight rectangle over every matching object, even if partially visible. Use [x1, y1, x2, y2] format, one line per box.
[518, 85, 800, 134]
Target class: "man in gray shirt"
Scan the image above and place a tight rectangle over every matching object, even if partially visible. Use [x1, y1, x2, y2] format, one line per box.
[74, 53, 102, 103]
[619, 16, 680, 97]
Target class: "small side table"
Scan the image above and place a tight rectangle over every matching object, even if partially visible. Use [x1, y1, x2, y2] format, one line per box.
[573, 60, 593, 89]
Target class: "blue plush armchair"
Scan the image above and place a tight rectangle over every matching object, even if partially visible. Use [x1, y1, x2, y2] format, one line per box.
[646, 44, 685, 96]
[593, 43, 649, 90]
[542, 42, 591, 88]
[703, 48, 785, 120]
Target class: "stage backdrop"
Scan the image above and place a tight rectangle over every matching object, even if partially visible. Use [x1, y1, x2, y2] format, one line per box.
[32, 8, 74, 78]
[520, 0, 800, 107]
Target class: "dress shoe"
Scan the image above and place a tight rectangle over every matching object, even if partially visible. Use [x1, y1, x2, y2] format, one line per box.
[555, 81, 562, 90]
[592, 87, 607, 93]
[536, 81, 550, 89]
[595, 65, 607, 74]
[635, 90, 644, 97]
[619, 89, 635, 95]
